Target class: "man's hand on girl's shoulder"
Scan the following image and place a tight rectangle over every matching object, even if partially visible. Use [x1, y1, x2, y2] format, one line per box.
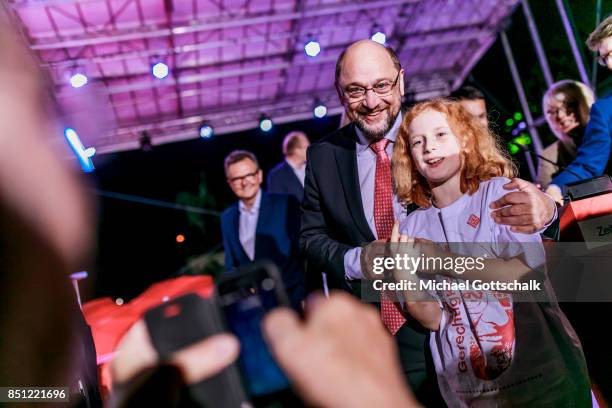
[489, 178, 556, 234]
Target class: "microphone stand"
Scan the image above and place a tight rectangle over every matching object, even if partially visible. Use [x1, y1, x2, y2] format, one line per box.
[509, 142, 583, 180]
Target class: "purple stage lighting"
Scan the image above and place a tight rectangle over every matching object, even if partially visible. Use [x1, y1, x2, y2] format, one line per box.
[304, 40, 321, 57]
[70, 73, 88, 88]
[152, 62, 169, 79]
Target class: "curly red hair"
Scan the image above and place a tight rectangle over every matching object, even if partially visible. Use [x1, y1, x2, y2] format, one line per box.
[393, 98, 516, 208]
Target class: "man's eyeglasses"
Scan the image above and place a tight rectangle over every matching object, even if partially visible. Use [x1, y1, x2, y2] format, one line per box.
[342, 71, 401, 102]
[227, 170, 259, 185]
[597, 50, 612, 66]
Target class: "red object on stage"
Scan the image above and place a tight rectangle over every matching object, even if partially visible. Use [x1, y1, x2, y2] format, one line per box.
[559, 192, 612, 243]
[82, 275, 215, 396]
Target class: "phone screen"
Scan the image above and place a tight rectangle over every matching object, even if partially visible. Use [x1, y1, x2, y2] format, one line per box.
[218, 269, 290, 397]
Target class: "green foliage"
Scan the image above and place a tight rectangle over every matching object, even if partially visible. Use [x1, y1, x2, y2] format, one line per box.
[176, 172, 217, 232]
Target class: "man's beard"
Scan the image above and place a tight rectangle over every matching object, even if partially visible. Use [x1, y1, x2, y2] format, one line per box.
[354, 109, 399, 141]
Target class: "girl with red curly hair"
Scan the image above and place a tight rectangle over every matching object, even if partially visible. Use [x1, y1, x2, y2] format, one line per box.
[391, 99, 590, 407]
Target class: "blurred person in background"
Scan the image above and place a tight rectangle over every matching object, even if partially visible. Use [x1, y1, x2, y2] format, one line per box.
[451, 85, 490, 128]
[585, 15, 612, 175]
[543, 15, 612, 203]
[267, 131, 310, 202]
[538, 80, 595, 192]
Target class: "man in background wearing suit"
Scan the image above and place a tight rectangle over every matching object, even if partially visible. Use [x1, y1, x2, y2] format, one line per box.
[221, 150, 304, 309]
[267, 131, 310, 202]
[300, 39, 557, 405]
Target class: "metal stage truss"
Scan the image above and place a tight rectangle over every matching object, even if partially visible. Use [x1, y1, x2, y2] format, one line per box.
[7, 0, 521, 153]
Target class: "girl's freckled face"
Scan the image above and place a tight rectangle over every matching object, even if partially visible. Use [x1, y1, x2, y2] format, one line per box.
[407, 109, 462, 186]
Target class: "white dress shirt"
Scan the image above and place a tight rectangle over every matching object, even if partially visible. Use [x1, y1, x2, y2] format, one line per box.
[238, 189, 262, 260]
[286, 159, 306, 187]
[344, 113, 405, 280]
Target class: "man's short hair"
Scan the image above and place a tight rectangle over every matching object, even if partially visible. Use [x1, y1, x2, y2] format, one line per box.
[224, 150, 259, 175]
[450, 85, 485, 101]
[282, 131, 308, 156]
[334, 42, 402, 90]
[587, 15, 612, 51]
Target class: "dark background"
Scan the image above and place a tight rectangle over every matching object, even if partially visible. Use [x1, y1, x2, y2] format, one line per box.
[84, 0, 612, 301]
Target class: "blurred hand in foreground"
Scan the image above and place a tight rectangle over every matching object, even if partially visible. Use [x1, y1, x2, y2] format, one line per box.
[264, 291, 419, 408]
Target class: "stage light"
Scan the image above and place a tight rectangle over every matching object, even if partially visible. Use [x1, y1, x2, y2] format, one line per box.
[304, 40, 321, 57]
[505, 118, 514, 127]
[513, 112, 523, 121]
[313, 103, 327, 118]
[84, 147, 96, 158]
[371, 31, 386, 45]
[64, 127, 95, 172]
[511, 121, 527, 137]
[259, 116, 273, 132]
[508, 142, 520, 156]
[70, 73, 88, 88]
[199, 123, 213, 138]
[152, 62, 169, 79]
[508, 133, 532, 156]
[513, 134, 532, 146]
[176, 234, 185, 243]
[115, 298, 124, 305]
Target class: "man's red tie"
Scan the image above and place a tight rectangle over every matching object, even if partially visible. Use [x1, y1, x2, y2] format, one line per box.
[371, 138, 406, 335]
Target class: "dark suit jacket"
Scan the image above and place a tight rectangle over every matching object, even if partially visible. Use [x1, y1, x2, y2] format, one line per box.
[267, 160, 304, 202]
[221, 192, 304, 307]
[299, 124, 439, 403]
[299, 124, 377, 292]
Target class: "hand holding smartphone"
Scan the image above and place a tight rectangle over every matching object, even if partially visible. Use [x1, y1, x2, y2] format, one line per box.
[143, 261, 300, 407]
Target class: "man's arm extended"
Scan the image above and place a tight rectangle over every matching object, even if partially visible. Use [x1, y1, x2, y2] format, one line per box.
[490, 178, 557, 234]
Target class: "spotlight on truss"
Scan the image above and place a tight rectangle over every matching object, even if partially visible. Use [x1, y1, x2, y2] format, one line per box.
[304, 40, 321, 57]
[152, 62, 169, 79]
[64, 127, 95, 172]
[199, 123, 213, 138]
[313, 102, 327, 118]
[70, 73, 88, 88]
[371, 31, 386, 45]
[259, 115, 273, 132]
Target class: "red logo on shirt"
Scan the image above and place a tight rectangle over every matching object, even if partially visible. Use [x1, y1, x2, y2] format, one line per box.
[467, 214, 480, 228]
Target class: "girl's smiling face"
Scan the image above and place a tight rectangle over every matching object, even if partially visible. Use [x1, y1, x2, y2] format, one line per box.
[407, 109, 462, 187]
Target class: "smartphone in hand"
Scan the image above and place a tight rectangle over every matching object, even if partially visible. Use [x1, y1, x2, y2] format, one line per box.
[144, 292, 250, 408]
[144, 261, 301, 407]
[217, 261, 302, 406]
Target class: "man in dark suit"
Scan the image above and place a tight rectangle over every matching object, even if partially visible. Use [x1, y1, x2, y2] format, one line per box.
[300, 40, 557, 405]
[221, 150, 304, 309]
[267, 131, 310, 202]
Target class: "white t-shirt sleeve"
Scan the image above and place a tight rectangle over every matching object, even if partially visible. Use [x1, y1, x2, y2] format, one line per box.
[488, 178, 546, 271]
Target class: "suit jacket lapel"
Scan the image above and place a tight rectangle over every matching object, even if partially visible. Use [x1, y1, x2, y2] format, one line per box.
[334, 125, 376, 242]
[254, 192, 272, 259]
[230, 205, 249, 264]
[282, 162, 303, 192]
